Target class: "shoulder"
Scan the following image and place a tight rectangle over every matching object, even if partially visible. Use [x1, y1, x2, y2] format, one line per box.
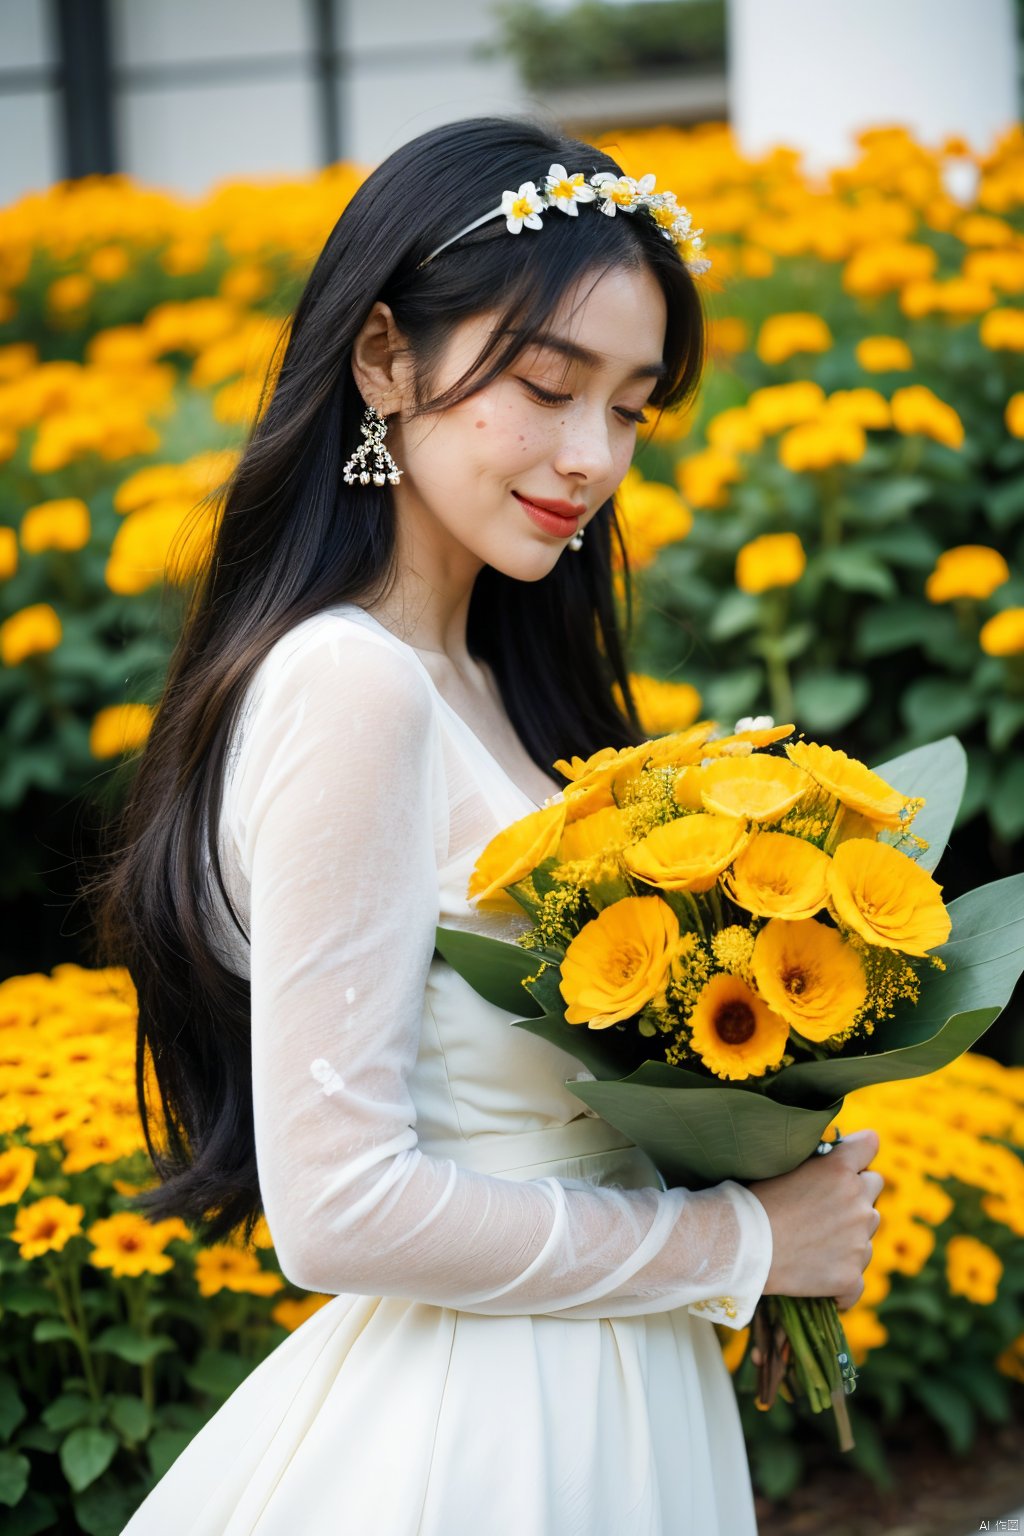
[250, 609, 435, 730]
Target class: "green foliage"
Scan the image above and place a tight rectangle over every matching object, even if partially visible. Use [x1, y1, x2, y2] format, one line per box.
[487, 0, 726, 89]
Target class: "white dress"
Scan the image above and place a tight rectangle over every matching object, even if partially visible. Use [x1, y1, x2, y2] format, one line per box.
[120, 601, 774, 1536]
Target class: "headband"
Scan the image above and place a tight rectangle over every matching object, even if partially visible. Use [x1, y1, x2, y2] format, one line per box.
[417, 163, 710, 277]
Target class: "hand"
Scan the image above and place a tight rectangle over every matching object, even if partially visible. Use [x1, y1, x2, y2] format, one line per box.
[745, 1128, 884, 1365]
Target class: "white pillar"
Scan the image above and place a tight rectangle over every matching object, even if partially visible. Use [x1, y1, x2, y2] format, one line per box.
[727, 0, 1018, 179]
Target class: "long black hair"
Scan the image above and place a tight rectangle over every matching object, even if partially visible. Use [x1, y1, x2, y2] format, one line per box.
[87, 115, 708, 1245]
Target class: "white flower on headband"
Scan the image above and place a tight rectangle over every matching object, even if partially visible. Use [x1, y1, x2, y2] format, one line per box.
[543, 163, 597, 215]
[500, 182, 545, 233]
[591, 171, 658, 216]
[418, 168, 712, 277]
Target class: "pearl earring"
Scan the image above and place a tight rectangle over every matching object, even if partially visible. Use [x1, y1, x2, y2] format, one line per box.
[568, 526, 584, 552]
[342, 403, 402, 487]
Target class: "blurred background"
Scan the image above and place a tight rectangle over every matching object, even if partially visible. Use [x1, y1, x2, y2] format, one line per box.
[2, 4, 1024, 1534]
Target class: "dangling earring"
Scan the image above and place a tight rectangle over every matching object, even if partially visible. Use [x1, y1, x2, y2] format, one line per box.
[342, 403, 403, 487]
[568, 526, 584, 552]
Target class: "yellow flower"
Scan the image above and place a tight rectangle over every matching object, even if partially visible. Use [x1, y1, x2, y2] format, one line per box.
[560, 895, 679, 1027]
[746, 381, 827, 434]
[980, 306, 1024, 351]
[706, 407, 763, 454]
[557, 805, 633, 864]
[89, 703, 155, 758]
[701, 724, 795, 756]
[674, 446, 742, 509]
[20, 497, 90, 554]
[467, 801, 567, 913]
[925, 544, 1010, 602]
[735, 531, 806, 594]
[86, 1212, 175, 1277]
[784, 740, 915, 829]
[756, 313, 833, 366]
[979, 607, 1024, 656]
[874, 1217, 936, 1277]
[777, 416, 867, 472]
[688, 972, 789, 1081]
[823, 388, 892, 430]
[827, 839, 951, 956]
[1005, 392, 1024, 438]
[0, 603, 62, 665]
[88, 245, 131, 283]
[47, 273, 94, 314]
[623, 813, 750, 894]
[724, 832, 830, 920]
[10, 1194, 84, 1259]
[996, 1334, 1024, 1384]
[61, 1120, 141, 1174]
[612, 674, 702, 737]
[700, 754, 811, 823]
[945, 1233, 1003, 1304]
[856, 336, 913, 372]
[0, 1145, 36, 1204]
[839, 1306, 888, 1366]
[614, 469, 692, 568]
[194, 1244, 285, 1298]
[752, 917, 867, 1042]
[0, 526, 16, 579]
[889, 384, 964, 449]
[718, 1323, 750, 1374]
[271, 1293, 333, 1331]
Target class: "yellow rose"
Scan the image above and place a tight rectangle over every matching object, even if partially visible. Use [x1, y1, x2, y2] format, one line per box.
[560, 895, 679, 1027]
[700, 754, 811, 822]
[785, 740, 916, 830]
[827, 839, 951, 956]
[623, 813, 750, 893]
[467, 801, 567, 913]
[724, 832, 831, 920]
[752, 917, 867, 1042]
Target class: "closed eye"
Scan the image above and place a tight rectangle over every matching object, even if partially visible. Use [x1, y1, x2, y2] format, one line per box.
[519, 379, 649, 425]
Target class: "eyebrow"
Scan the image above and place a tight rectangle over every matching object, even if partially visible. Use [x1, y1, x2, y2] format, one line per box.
[506, 329, 668, 382]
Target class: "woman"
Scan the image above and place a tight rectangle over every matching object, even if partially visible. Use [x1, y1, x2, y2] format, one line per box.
[96, 116, 882, 1534]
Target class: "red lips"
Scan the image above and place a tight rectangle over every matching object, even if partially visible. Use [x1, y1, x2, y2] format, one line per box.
[512, 491, 586, 519]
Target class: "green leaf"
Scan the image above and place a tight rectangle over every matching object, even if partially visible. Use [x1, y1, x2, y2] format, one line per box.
[988, 696, 1024, 752]
[106, 1394, 152, 1443]
[707, 590, 762, 641]
[0, 1374, 26, 1443]
[0, 1286, 58, 1317]
[59, 1426, 119, 1493]
[147, 1427, 193, 1482]
[32, 1318, 78, 1345]
[991, 757, 1024, 842]
[73, 1479, 149, 1536]
[0, 1448, 30, 1506]
[92, 1326, 175, 1366]
[852, 475, 932, 524]
[909, 1377, 974, 1454]
[870, 736, 967, 871]
[853, 601, 956, 660]
[792, 670, 869, 731]
[857, 524, 941, 570]
[0, 1489, 57, 1536]
[703, 666, 765, 723]
[815, 545, 898, 598]
[901, 677, 985, 740]
[41, 1393, 94, 1432]
[983, 471, 1024, 528]
[183, 1348, 251, 1398]
[433, 928, 543, 1017]
[750, 1434, 804, 1500]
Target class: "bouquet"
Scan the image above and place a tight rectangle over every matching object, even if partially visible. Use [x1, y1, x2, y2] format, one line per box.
[435, 723, 1024, 1451]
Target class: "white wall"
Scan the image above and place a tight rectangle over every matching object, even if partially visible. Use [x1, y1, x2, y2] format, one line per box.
[0, 0, 61, 205]
[727, 0, 1018, 178]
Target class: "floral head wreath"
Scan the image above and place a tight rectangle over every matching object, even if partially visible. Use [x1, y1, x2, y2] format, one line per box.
[417, 163, 711, 277]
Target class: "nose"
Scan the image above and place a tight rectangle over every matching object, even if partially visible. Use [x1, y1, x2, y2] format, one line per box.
[551, 405, 617, 485]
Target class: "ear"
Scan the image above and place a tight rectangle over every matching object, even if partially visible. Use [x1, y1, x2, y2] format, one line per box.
[349, 301, 414, 415]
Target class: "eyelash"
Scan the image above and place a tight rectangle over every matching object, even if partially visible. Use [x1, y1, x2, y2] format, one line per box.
[520, 380, 649, 425]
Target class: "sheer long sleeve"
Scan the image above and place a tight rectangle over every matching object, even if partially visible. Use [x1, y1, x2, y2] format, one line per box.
[224, 618, 773, 1326]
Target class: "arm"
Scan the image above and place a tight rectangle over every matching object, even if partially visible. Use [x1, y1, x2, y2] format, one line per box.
[231, 619, 773, 1324]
